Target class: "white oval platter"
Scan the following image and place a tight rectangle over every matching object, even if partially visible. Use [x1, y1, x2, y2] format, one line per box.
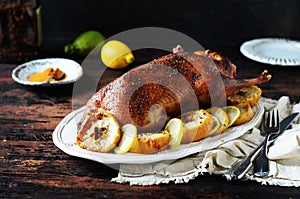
[52, 101, 263, 164]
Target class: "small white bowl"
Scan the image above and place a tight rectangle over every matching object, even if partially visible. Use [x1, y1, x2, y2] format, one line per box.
[12, 58, 83, 86]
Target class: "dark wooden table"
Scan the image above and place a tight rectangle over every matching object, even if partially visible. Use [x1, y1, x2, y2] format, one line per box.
[1, 43, 300, 199]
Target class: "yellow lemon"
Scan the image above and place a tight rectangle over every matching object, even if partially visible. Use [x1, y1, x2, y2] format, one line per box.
[114, 124, 137, 154]
[206, 107, 229, 134]
[207, 116, 221, 136]
[222, 106, 241, 127]
[101, 40, 134, 69]
[165, 118, 184, 147]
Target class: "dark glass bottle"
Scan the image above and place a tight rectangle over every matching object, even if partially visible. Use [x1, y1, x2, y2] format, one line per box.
[0, 0, 42, 63]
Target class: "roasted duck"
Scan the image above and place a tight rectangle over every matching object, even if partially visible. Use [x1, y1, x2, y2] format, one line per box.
[78, 46, 271, 135]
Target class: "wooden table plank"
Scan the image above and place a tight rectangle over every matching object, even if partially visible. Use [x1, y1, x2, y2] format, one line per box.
[1, 46, 300, 198]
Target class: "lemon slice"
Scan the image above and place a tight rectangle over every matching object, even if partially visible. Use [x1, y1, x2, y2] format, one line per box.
[101, 40, 134, 69]
[207, 116, 221, 136]
[233, 103, 254, 126]
[223, 106, 241, 127]
[114, 124, 137, 154]
[206, 107, 229, 133]
[165, 118, 184, 147]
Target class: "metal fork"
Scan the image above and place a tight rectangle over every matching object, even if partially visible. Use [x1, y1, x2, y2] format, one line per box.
[253, 109, 280, 177]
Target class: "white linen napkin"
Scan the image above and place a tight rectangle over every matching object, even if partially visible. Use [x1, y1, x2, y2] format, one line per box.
[112, 96, 300, 187]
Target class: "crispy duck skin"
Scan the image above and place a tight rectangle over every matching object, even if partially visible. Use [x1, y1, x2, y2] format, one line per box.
[79, 47, 271, 133]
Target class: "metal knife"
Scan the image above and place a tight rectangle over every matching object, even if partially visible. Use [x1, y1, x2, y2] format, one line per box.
[224, 112, 299, 181]
[268, 112, 299, 144]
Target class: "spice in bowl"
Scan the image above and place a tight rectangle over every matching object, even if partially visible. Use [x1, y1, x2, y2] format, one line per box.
[27, 68, 66, 82]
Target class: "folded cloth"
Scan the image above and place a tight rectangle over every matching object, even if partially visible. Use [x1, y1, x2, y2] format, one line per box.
[112, 96, 300, 187]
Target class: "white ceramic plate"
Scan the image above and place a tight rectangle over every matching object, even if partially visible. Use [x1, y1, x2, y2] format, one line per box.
[12, 58, 83, 86]
[53, 101, 263, 164]
[240, 38, 300, 66]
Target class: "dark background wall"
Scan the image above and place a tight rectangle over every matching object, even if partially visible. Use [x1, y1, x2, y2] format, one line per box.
[40, 0, 300, 47]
